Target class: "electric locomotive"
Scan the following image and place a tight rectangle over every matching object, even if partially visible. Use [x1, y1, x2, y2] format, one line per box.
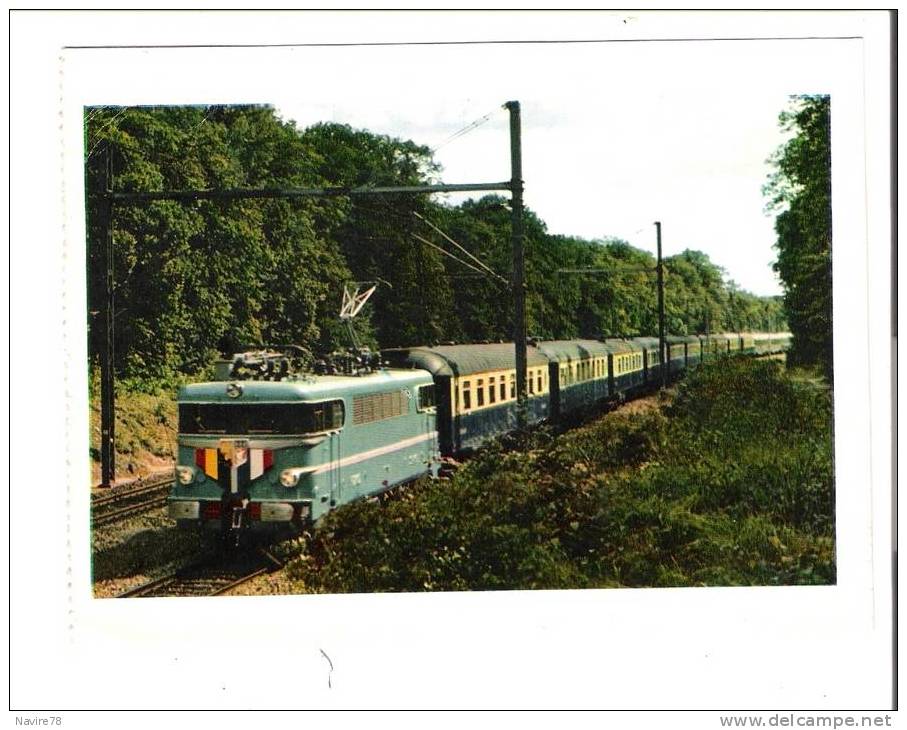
[168, 348, 440, 532]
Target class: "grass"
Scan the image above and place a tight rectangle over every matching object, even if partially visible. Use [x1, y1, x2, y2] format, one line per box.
[89, 382, 178, 484]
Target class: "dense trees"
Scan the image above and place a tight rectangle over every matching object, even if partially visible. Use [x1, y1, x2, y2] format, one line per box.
[86, 105, 785, 388]
[85, 106, 359, 386]
[763, 95, 832, 379]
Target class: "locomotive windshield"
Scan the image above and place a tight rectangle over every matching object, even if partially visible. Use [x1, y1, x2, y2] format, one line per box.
[179, 401, 344, 435]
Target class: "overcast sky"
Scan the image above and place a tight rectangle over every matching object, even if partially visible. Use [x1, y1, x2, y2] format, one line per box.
[262, 38, 840, 298]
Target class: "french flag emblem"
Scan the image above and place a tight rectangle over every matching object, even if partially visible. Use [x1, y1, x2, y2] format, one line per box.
[196, 447, 274, 481]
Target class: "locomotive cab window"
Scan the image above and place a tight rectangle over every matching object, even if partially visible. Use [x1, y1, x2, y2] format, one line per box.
[418, 384, 436, 411]
[179, 400, 344, 435]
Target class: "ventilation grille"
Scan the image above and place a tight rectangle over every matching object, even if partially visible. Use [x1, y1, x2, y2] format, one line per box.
[352, 391, 407, 425]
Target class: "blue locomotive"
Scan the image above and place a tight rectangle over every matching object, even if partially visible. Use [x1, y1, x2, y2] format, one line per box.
[167, 333, 790, 533]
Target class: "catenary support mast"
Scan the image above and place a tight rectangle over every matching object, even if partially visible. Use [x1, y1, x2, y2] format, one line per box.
[506, 101, 528, 427]
[656, 221, 666, 389]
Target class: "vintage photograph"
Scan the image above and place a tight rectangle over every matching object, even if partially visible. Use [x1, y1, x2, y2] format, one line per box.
[85, 60, 834, 599]
[9, 8, 894, 715]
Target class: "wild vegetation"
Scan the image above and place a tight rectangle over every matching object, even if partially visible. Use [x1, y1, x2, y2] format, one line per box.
[764, 94, 833, 380]
[86, 105, 785, 392]
[88, 369, 177, 482]
[281, 358, 834, 592]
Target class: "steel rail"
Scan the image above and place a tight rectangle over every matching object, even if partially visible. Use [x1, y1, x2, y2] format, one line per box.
[116, 548, 283, 598]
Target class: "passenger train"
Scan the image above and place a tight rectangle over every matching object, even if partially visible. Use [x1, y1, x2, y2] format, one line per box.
[167, 332, 790, 534]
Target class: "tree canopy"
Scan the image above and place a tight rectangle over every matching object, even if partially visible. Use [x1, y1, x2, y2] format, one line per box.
[85, 105, 785, 389]
[763, 95, 832, 379]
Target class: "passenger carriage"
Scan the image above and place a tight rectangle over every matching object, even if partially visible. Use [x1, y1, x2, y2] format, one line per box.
[739, 332, 756, 355]
[668, 335, 701, 372]
[604, 338, 646, 397]
[383, 343, 551, 454]
[632, 336, 663, 386]
[700, 333, 735, 359]
[534, 340, 611, 419]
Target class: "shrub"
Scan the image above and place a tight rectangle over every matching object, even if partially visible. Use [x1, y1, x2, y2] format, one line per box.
[287, 358, 834, 592]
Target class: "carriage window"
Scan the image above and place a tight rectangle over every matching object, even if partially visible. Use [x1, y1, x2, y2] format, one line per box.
[509, 373, 515, 398]
[500, 380, 506, 401]
[463, 381, 472, 410]
[418, 384, 436, 411]
[537, 372, 543, 392]
[477, 379, 485, 407]
[489, 376, 496, 404]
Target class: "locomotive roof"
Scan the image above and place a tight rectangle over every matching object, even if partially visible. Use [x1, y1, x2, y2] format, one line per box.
[383, 342, 550, 377]
[178, 368, 432, 403]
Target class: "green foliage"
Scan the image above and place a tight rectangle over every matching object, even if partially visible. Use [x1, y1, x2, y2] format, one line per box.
[86, 106, 787, 389]
[289, 359, 834, 592]
[85, 106, 362, 387]
[764, 95, 832, 379]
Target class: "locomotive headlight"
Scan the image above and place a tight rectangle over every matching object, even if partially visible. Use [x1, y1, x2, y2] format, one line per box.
[176, 465, 196, 486]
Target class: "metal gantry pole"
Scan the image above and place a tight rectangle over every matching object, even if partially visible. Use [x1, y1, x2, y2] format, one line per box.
[100, 143, 116, 487]
[655, 221, 666, 389]
[506, 101, 528, 428]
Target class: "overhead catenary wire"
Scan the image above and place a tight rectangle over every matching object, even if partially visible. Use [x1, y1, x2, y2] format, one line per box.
[410, 233, 496, 280]
[556, 266, 656, 275]
[430, 106, 502, 153]
[413, 211, 509, 285]
[355, 196, 509, 286]
[86, 106, 133, 160]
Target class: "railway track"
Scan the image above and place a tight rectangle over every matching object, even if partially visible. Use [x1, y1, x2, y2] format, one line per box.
[117, 547, 283, 598]
[92, 472, 174, 528]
